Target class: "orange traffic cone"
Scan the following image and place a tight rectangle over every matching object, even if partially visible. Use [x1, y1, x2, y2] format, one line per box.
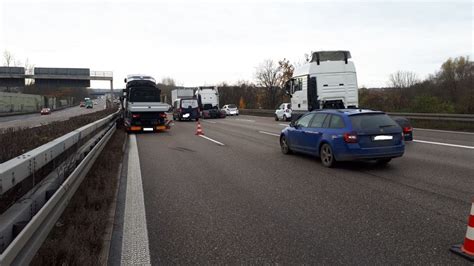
[195, 121, 204, 135]
[450, 199, 474, 261]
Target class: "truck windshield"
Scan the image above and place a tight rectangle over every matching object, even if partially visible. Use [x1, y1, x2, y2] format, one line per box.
[129, 87, 161, 102]
[181, 99, 198, 108]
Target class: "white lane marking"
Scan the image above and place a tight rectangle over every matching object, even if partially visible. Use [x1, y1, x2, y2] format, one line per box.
[279, 123, 289, 127]
[236, 118, 255, 122]
[414, 128, 474, 135]
[413, 139, 474, 150]
[199, 135, 225, 146]
[203, 120, 217, 124]
[258, 131, 280, 137]
[121, 135, 151, 265]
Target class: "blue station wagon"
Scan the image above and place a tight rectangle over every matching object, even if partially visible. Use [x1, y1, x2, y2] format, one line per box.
[279, 109, 405, 167]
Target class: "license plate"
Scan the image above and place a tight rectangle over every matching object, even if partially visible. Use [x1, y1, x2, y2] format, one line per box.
[183, 113, 190, 118]
[373, 135, 393, 141]
[143, 128, 154, 132]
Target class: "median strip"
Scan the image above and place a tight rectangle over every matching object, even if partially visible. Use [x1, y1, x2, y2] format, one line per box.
[413, 139, 474, 150]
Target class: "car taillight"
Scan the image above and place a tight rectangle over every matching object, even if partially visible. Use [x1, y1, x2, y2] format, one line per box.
[343, 132, 358, 143]
[132, 114, 140, 118]
[403, 127, 413, 133]
[160, 113, 167, 118]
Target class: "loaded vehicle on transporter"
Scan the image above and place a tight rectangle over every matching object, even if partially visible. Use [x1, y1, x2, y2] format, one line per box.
[120, 75, 172, 132]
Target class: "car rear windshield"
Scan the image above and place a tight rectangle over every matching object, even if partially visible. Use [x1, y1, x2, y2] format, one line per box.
[129, 87, 161, 102]
[181, 99, 198, 108]
[228, 104, 237, 108]
[349, 114, 398, 130]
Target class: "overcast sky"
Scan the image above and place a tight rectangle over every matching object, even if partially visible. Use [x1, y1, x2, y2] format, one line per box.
[0, 0, 472, 89]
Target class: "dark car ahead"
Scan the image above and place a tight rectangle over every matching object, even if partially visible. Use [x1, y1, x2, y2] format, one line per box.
[392, 116, 413, 141]
[172, 98, 200, 121]
[280, 109, 405, 167]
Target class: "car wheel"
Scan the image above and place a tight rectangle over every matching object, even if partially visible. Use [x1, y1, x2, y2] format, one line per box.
[320, 143, 336, 168]
[275, 115, 279, 121]
[376, 158, 392, 165]
[280, 136, 292, 154]
[282, 114, 287, 121]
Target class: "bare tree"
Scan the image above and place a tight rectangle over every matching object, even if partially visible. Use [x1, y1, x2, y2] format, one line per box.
[255, 59, 281, 108]
[3, 50, 14, 66]
[161, 77, 176, 86]
[389, 71, 419, 88]
[389, 70, 419, 110]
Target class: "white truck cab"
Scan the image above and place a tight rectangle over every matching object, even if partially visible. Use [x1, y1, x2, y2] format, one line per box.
[286, 51, 358, 112]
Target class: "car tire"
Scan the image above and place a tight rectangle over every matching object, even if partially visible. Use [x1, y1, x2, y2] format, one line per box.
[275, 115, 279, 121]
[376, 158, 392, 165]
[320, 143, 336, 168]
[280, 136, 292, 154]
[283, 114, 287, 121]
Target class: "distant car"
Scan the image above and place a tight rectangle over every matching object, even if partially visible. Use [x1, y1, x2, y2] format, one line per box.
[40, 108, 51, 115]
[392, 117, 413, 141]
[275, 103, 292, 121]
[222, 104, 239, 116]
[280, 109, 405, 167]
[80, 101, 85, 107]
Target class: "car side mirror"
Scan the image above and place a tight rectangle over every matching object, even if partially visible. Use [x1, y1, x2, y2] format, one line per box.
[290, 121, 296, 128]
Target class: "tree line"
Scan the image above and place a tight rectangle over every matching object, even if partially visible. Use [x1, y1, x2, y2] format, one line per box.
[4, 50, 472, 113]
[360, 56, 473, 114]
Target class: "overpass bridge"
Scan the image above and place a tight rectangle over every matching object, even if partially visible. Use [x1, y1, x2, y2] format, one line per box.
[0, 67, 113, 90]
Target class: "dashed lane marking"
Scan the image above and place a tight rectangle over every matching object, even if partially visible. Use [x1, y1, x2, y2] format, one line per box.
[413, 139, 474, 150]
[199, 135, 225, 146]
[258, 131, 280, 137]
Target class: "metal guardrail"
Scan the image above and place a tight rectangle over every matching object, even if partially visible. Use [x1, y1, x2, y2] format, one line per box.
[0, 112, 118, 265]
[239, 109, 474, 122]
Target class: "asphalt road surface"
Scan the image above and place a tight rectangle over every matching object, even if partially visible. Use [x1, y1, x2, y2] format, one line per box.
[116, 114, 474, 264]
[0, 101, 106, 129]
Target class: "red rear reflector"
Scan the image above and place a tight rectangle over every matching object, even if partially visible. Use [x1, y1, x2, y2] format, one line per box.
[344, 132, 358, 143]
[132, 114, 140, 118]
[130, 126, 141, 131]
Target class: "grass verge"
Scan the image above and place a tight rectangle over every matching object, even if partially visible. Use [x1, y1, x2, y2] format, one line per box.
[31, 130, 126, 265]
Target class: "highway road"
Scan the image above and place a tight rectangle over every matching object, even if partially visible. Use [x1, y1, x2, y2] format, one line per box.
[0, 101, 106, 129]
[114, 115, 474, 264]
